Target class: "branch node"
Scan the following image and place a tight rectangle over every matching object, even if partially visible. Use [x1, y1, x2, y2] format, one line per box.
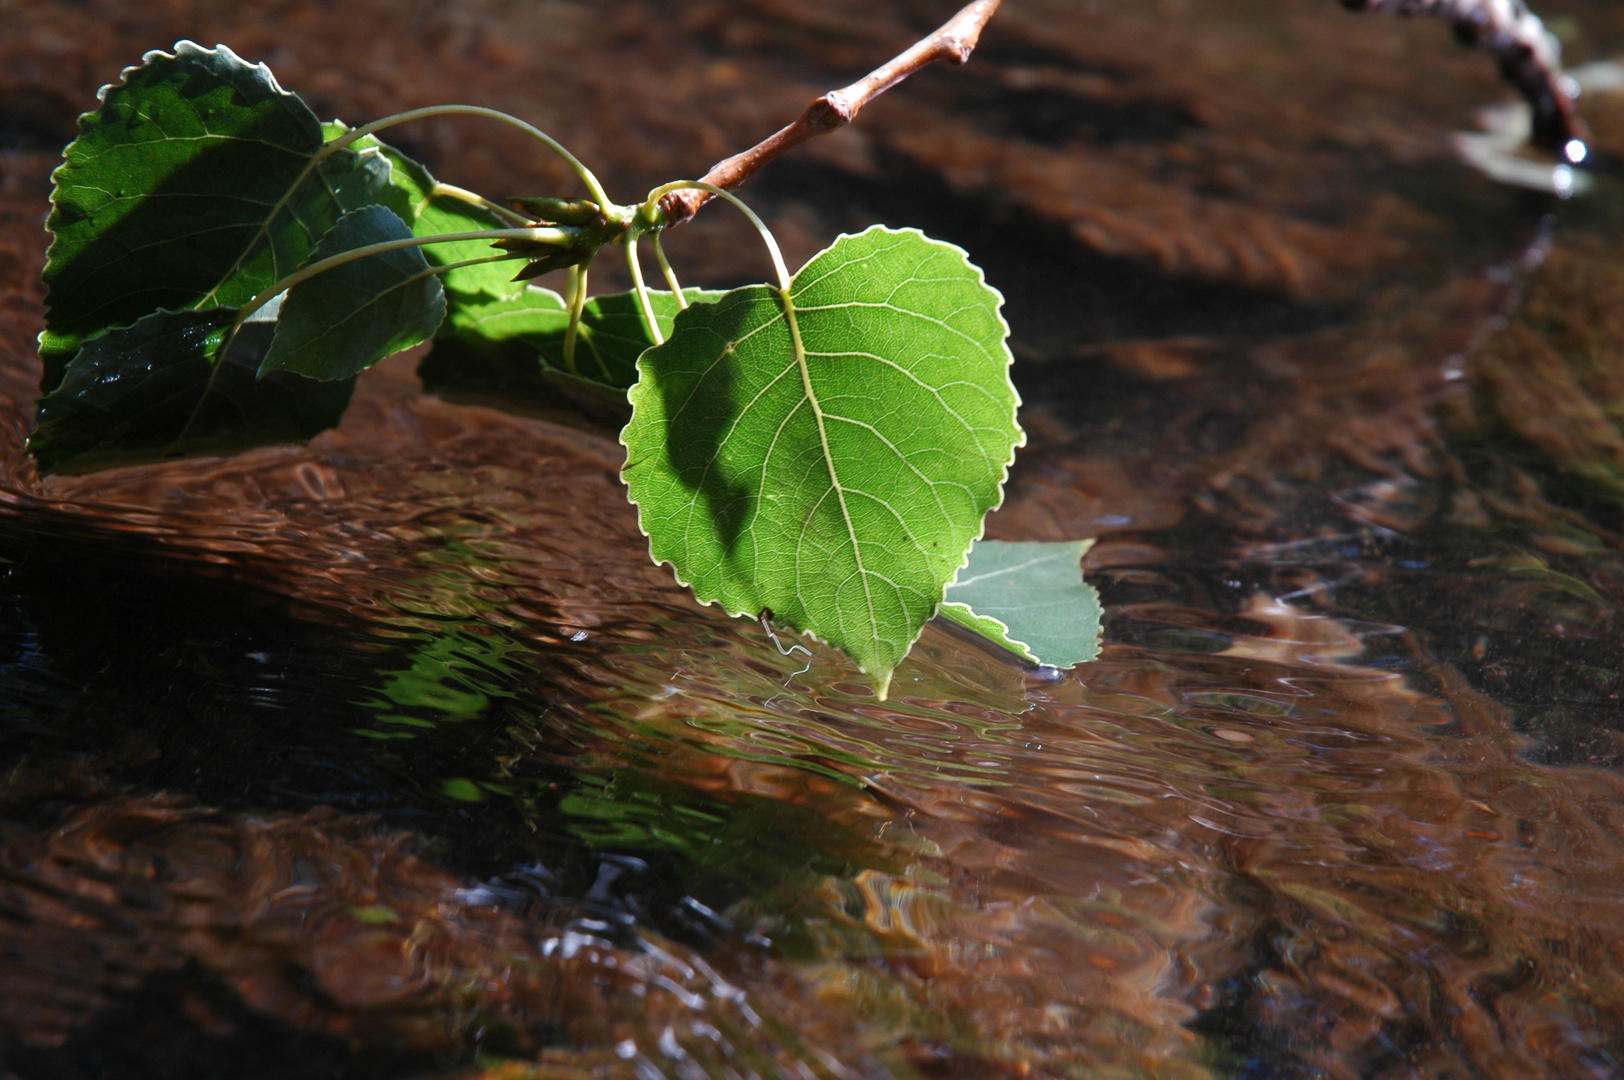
[808, 94, 853, 131]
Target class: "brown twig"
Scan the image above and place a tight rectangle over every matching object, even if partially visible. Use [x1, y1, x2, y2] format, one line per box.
[658, 0, 1003, 227]
[1341, 0, 1584, 153]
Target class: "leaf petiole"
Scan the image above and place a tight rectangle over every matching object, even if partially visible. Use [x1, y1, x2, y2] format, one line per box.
[651, 233, 687, 310]
[622, 235, 664, 347]
[564, 263, 589, 374]
[431, 181, 531, 227]
[231, 228, 555, 334]
[643, 181, 790, 291]
[318, 104, 614, 210]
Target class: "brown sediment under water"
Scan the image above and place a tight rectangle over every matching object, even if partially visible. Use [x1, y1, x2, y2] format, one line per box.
[5, 1, 1624, 1077]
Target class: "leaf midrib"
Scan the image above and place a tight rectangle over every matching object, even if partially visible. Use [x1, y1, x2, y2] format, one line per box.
[781, 285, 882, 666]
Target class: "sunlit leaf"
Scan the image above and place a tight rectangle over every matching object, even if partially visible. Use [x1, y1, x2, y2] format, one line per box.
[938, 539, 1102, 668]
[41, 41, 389, 390]
[260, 205, 447, 381]
[29, 306, 354, 474]
[622, 226, 1022, 698]
[436, 283, 570, 341]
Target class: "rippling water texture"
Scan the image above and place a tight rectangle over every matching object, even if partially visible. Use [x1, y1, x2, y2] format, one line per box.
[3, 1, 1624, 1077]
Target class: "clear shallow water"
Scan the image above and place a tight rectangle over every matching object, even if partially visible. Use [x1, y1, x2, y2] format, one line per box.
[5, 315, 1624, 1078]
[3, 2, 1624, 1077]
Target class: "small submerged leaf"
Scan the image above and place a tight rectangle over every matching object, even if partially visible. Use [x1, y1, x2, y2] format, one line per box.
[939, 539, 1102, 668]
[29, 307, 355, 474]
[42, 41, 388, 389]
[261, 205, 447, 381]
[622, 226, 1023, 698]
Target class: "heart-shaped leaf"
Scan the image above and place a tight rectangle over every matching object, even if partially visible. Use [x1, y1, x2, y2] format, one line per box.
[29, 307, 355, 474]
[260, 205, 447, 380]
[939, 539, 1102, 668]
[41, 41, 388, 389]
[621, 226, 1022, 698]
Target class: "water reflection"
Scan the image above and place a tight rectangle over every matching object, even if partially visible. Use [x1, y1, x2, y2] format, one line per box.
[4, 332, 1624, 1076]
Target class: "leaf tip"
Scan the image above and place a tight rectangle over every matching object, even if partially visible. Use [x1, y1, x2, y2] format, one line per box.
[872, 670, 893, 702]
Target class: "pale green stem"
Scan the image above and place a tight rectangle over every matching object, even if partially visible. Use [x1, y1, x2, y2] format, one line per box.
[623, 236, 663, 347]
[175, 250, 526, 455]
[198, 108, 606, 310]
[563, 263, 589, 374]
[644, 181, 790, 291]
[432, 182, 530, 227]
[651, 233, 686, 309]
[417, 251, 529, 279]
[231, 227, 559, 332]
[321, 105, 611, 208]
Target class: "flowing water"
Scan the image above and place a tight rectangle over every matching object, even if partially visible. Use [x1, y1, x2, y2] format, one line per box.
[4, 1, 1624, 1078]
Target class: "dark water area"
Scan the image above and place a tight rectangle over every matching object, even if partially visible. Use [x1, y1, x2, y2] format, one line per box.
[5, 1, 1624, 1078]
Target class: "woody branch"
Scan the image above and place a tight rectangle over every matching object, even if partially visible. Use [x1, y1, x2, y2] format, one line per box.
[658, 0, 1003, 226]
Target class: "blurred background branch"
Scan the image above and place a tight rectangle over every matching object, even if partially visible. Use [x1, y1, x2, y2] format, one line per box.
[1343, 0, 1584, 151]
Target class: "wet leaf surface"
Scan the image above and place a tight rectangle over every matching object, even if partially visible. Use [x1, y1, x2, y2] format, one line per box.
[29, 306, 356, 473]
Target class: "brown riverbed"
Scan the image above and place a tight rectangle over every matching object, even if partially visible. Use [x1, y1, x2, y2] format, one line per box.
[2, 2, 1624, 1077]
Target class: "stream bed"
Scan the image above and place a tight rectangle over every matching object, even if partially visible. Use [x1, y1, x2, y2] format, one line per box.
[3, 1, 1624, 1077]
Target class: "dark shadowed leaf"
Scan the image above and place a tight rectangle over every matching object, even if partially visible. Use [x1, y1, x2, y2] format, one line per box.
[939, 539, 1102, 668]
[418, 335, 635, 428]
[260, 206, 447, 381]
[549, 289, 726, 388]
[41, 41, 389, 390]
[324, 123, 527, 304]
[621, 227, 1022, 698]
[437, 286, 722, 385]
[421, 286, 721, 424]
[29, 307, 355, 474]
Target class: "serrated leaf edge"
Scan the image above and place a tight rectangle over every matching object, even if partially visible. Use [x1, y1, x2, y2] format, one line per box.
[619, 224, 1024, 698]
[937, 602, 1042, 664]
[40, 41, 302, 355]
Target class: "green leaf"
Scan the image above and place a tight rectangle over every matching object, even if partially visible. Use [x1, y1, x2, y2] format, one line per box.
[938, 539, 1102, 668]
[28, 307, 355, 474]
[41, 41, 389, 390]
[260, 205, 447, 380]
[437, 282, 569, 339]
[554, 289, 725, 388]
[435, 285, 723, 387]
[323, 123, 526, 304]
[621, 226, 1023, 698]
[418, 285, 618, 422]
[420, 286, 723, 425]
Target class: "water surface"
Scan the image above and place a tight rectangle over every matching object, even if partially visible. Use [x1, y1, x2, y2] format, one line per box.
[3, 2, 1624, 1078]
